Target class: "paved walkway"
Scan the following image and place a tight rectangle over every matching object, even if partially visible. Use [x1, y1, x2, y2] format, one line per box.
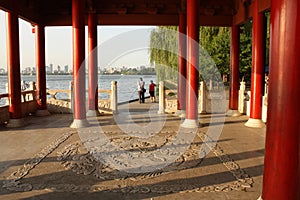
[0, 101, 265, 200]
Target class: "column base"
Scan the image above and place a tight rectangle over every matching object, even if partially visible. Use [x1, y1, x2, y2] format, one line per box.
[35, 109, 50, 117]
[86, 109, 100, 117]
[70, 119, 89, 128]
[181, 119, 199, 128]
[6, 118, 26, 128]
[175, 110, 186, 118]
[199, 110, 207, 114]
[245, 118, 265, 128]
[226, 109, 241, 117]
[157, 109, 165, 114]
[112, 110, 119, 115]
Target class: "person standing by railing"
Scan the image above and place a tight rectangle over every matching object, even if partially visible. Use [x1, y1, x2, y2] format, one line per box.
[137, 77, 145, 103]
[21, 80, 29, 91]
[149, 80, 156, 103]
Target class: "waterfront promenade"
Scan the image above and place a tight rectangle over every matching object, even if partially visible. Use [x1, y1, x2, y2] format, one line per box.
[0, 100, 265, 200]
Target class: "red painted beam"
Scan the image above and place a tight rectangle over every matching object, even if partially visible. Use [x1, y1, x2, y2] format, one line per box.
[35, 24, 47, 110]
[185, 0, 199, 121]
[199, 15, 232, 27]
[229, 25, 240, 110]
[177, 13, 187, 111]
[0, 0, 41, 25]
[6, 11, 22, 119]
[88, 12, 98, 111]
[0, 0, 271, 26]
[233, 0, 271, 25]
[72, 0, 86, 120]
[43, 14, 232, 26]
[262, 0, 300, 199]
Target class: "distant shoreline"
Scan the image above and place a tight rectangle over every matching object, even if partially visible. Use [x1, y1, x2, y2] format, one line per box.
[0, 73, 156, 76]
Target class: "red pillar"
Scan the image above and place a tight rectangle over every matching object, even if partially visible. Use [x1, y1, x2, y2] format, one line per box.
[5, 11, 24, 127]
[228, 25, 240, 115]
[262, 0, 300, 199]
[87, 12, 99, 116]
[35, 24, 50, 116]
[181, 0, 199, 128]
[177, 13, 187, 113]
[71, 0, 87, 127]
[245, 0, 265, 127]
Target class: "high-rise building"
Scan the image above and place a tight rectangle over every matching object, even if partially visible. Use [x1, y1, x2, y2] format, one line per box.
[64, 65, 69, 73]
[0, 68, 6, 74]
[49, 64, 53, 73]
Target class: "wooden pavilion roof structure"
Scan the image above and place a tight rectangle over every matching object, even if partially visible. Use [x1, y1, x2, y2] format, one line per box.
[0, 0, 270, 26]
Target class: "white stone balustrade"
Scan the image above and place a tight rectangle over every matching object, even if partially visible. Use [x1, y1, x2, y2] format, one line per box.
[47, 81, 118, 114]
[111, 81, 118, 114]
[238, 81, 268, 122]
[238, 81, 247, 114]
[198, 81, 206, 114]
[157, 81, 165, 114]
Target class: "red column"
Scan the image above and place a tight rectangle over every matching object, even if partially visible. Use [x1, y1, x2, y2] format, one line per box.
[35, 24, 49, 116]
[182, 0, 199, 128]
[177, 13, 187, 113]
[262, 0, 300, 199]
[228, 26, 240, 113]
[71, 0, 87, 127]
[87, 12, 99, 116]
[245, 0, 265, 127]
[6, 11, 24, 127]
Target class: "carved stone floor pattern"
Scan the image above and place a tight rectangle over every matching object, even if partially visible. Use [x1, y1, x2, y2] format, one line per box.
[2, 130, 254, 195]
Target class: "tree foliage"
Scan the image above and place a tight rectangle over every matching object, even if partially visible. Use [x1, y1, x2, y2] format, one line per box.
[199, 27, 230, 83]
[149, 14, 270, 84]
[149, 26, 178, 83]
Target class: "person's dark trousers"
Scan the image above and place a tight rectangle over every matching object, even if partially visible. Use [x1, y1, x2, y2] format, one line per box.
[141, 91, 145, 103]
[138, 91, 145, 103]
[138, 91, 142, 103]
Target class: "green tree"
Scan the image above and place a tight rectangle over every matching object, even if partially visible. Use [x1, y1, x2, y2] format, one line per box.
[149, 17, 270, 84]
[199, 27, 230, 85]
[150, 26, 178, 83]
[239, 21, 252, 81]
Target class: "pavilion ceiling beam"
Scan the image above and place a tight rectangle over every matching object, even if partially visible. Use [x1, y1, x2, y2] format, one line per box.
[200, 15, 232, 27]
[97, 14, 178, 25]
[0, 0, 41, 25]
[233, 0, 270, 25]
[43, 14, 232, 26]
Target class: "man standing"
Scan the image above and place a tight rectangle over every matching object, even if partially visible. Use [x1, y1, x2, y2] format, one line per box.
[137, 77, 145, 103]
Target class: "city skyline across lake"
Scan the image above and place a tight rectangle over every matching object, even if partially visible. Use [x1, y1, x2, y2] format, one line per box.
[0, 10, 155, 71]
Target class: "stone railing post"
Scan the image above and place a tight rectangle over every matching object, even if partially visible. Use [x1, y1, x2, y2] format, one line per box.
[5, 83, 9, 105]
[69, 81, 74, 113]
[158, 81, 165, 114]
[29, 81, 36, 90]
[199, 81, 206, 114]
[238, 81, 246, 114]
[111, 81, 118, 114]
[262, 95, 268, 122]
[28, 81, 36, 101]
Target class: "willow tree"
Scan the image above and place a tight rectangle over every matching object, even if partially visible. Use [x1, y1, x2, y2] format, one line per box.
[149, 23, 264, 85]
[150, 26, 231, 86]
[149, 26, 178, 83]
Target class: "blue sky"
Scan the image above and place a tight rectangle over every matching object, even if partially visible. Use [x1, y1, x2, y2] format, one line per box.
[0, 10, 155, 70]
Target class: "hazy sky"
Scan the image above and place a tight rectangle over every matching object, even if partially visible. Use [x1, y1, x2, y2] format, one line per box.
[0, 10, 155, 70]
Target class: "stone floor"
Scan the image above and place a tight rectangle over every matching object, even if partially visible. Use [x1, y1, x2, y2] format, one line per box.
[0, 101, 265, 200]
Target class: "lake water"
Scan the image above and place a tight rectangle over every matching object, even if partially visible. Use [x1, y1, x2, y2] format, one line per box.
[0, 74, 157, 105]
